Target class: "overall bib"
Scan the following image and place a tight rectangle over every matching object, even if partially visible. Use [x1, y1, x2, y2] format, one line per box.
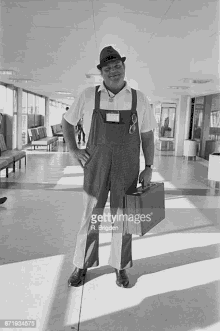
[73, 86, 140, 270]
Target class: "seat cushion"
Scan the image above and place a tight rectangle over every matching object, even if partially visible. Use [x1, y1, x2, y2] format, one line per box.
[51, 136, 58, 142]
[32, 139, 49, 146]
[0, 153, 14, 163]
[14, 150, 26, 158]
[5, 150, 26, 161]
[31, 137, 54, 145]
[47, 137, 58, 143]
[0, 159, 8, 169]
[1, 150, 26, 162]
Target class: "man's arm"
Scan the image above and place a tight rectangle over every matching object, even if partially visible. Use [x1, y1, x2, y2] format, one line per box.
[62, 117, 78, 153]
[62, 117, 89, 167]
[141, 130, 154, 166]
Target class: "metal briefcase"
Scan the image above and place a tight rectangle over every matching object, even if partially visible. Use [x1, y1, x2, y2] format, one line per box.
[124, 182, 165, 236]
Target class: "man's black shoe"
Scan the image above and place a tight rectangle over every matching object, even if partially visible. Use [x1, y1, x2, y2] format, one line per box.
[114, 269, 129, 288]
[68, 267, 87, 287]
[0, 197, 7, 205]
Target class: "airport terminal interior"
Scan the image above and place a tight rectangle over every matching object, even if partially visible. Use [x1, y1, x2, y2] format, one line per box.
[0, 0, 220, 330]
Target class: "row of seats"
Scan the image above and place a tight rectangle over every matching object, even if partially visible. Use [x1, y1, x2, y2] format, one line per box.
[28, 126, 58, 151]
[51, 124, 63, 137]
[51, 124, 65, 142]
[0, 134, 26, 177]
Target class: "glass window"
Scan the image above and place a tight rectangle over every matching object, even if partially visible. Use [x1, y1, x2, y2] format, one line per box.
[211, 94, 220, 111]
[39, 97, 45, 116]
[0, 84, 7, 113]
[5, 87, 13, 116]
[35, 96, 40, 114]
[13, 114, 17, 149]
[49, 99, 67, 129]
[27, 93, 35, 114]
[13, 89, 17, 148]
[192, 97, 205, 140]
[209, 94, 220, 140]
[195, 96, 205, 105]
[22, 92, 28, 114]
[153, 104, 161, 140]
[22, 115, 28, 145]
[13, 89, 17, 114]
[160, 107, 176, 138]
[192, 107, 203, 140]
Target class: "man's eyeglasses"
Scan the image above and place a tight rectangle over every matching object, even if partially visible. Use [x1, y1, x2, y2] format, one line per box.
[129, 114, 137, 134]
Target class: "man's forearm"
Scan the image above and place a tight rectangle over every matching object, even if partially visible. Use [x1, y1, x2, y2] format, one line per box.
[141, 130, 154, 166]
[62, 117, 78, 152]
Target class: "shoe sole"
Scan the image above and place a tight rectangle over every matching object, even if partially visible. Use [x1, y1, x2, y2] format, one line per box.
[0, 197, 7, 204]
[68, 270, 87, 287]
[116, 280, 129, 288]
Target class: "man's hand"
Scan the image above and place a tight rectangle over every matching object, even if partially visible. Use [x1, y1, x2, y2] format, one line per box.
[139, 167, 152, 188]
[70, 148, 90, 168]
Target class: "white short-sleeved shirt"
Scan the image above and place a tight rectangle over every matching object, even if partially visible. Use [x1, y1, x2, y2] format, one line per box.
[64, 81, 157, 137]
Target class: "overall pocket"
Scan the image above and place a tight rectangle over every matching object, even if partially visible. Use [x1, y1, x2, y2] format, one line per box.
[104, 123, 126, 145]
[84, 145, 98, 168]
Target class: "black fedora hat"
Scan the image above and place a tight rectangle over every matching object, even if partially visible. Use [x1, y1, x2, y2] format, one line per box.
[97, 46, 126, 70]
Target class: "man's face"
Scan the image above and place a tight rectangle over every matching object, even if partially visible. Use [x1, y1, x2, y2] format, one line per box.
[101, 60, 125, 88]
[0, 114, 3, 125]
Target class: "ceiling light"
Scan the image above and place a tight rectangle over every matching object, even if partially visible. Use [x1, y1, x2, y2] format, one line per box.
[0, 69, 17, 75]
[192, 79, 213, 84]
[180, 78, 213, 84]
[167, 86, 190, 90]
[85, 73, 101, 78]
[55, 91, 73, 95]
[9, 78, 35, 83]
[66, 96, 75, 100]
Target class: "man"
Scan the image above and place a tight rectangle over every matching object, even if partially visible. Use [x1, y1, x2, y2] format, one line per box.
[61, 107, 70, 143]
[0, 113, 7, 205]
[76, 118, 86, 144]
[62, 46, 157, 288]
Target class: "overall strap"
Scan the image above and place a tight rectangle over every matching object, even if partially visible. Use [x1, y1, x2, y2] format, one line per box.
[94, 85, 101, 109]
[131, 88, 137, 111]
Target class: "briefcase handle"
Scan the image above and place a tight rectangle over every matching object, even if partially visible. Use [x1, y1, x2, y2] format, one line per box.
[129, 181, 159, 196]
[139, 180, 156, 191]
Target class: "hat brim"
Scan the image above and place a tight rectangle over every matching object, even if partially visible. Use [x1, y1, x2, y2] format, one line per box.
[97, 56, 126, 70]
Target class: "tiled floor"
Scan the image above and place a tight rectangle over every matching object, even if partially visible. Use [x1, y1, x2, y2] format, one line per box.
[0, 140, 219, 331]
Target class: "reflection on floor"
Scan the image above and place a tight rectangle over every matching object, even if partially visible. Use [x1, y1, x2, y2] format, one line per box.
[0, 140, 219, 331]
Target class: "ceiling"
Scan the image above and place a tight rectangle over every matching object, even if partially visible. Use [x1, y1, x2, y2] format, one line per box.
[0, 0, 219, 105]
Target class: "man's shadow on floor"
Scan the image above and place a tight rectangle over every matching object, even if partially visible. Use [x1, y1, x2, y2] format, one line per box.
[83, 242, 220, 288]
[77, 279, 220, 331]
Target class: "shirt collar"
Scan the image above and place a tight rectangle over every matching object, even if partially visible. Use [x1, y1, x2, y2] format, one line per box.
[98, 81, 131, 93]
